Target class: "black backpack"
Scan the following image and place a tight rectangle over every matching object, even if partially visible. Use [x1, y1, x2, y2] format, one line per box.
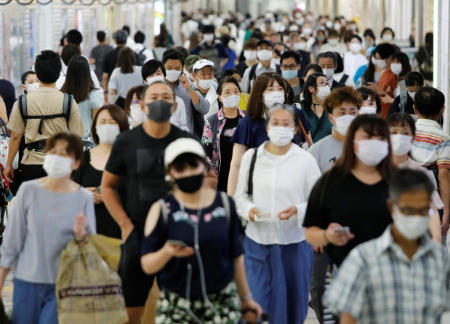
[136, 48, 147, 66]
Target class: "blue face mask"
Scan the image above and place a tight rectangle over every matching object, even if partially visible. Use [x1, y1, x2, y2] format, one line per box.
[281, 69, 298, 80]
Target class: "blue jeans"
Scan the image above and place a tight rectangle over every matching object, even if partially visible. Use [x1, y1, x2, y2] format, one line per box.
[12, 278, 58, 324]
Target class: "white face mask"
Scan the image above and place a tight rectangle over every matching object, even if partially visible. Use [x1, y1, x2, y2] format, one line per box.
[130, 104, 147, 124]
[316, 85, 331, 100]
[322, 68, 334, 81]
[203, 34, 214, 42]
[221, 94, 240, 108]
[355, 139, 389, 166]
[393, 206, 429, 240]
[293, 42, 306, 51]
[382, 34, 393, 41]
[334, 115, 355, 136]
[328, 38, 339, 46]
[263, 91, 285, 107]
[197, 78, 214, 90]
[359, 106, 377, 115]
[390, 63, 402, 75]
[257, 49, 273, 61]
[43, 154, 73, 179]
[268, 126, 294, 146]
[26, 82, 40, 92]
[96, 124, 120, 144]
[244, 50, 257, 61]
[375, 59, 387, 69]
[350, 42, 362, 53]
[303, 28, 312, 35]
[165, 70, 182, 83]
[334, 23, 341, 30]
[390, 134, 413, 156]
[146, 75, 165, 85]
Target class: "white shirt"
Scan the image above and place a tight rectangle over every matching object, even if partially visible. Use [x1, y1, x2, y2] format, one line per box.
[241, 61, 278, 93]
[343, 51, 367, 82]
[171, 96, 188, 131]
[204, 86, 219, 119]
[56, 58, 101, 90]
[234, 143, 321, 245]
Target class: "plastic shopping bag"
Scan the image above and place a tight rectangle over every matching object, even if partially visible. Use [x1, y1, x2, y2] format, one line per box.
[56, 236, 128, 324]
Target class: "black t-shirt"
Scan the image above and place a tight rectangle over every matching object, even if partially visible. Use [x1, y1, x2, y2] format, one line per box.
[235, 61, 249, 77]
[303, 168, 392, 266]
[105, 124, 196, 229]
[218, 116, 239, 192]
[102, 47, 122, 78]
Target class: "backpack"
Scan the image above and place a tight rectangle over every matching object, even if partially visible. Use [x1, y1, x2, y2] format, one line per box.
[136, 48, 147, 66]
[248, 63, 281, 92]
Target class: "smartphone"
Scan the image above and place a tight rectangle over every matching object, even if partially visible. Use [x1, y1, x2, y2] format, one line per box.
[167, 239, 188, 247]
[254, 213, 272, 222]
[333, 226, 351, 235]
[95, 186, 101, 193]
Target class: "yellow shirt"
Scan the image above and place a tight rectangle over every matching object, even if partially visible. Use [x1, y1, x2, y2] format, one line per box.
[7, 87, 85, 165]
[239, 93, 250, 111]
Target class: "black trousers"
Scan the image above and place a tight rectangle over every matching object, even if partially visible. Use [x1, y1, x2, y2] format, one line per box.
[21, 164, 46, 182]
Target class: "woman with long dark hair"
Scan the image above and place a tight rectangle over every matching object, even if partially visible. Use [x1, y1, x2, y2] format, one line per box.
[108, 47, 142, 108]
[61, 56, 103, 137]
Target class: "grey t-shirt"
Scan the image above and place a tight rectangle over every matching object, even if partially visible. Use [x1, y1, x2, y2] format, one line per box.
[0, 180, 96, 283]
[308, 134, 344, 173]
[90, 44, 113, 81]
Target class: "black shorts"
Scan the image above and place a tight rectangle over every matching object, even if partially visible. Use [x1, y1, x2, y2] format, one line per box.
[118, 227, 154, 307]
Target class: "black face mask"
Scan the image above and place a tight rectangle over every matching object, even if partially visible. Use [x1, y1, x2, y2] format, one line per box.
[146, 100, 173, 122]
[175, 173, 204, 193]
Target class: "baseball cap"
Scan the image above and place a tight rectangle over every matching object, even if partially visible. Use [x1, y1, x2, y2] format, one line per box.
[113, 30, 128, 44]
[185, 55, 201, 72]
[164, 138, 206, 168]
[192, 59, 214, 72]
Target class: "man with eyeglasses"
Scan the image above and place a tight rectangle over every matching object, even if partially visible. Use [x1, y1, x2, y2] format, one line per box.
[280, 50, 302, 102]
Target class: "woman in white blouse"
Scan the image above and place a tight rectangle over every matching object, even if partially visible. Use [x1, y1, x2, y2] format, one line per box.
[234, 104, 321, 324]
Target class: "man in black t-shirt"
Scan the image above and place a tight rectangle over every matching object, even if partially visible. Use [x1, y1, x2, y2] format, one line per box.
[102, 80, 195, 323]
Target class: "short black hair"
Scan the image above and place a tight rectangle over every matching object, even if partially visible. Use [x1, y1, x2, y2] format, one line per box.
[374, 43, 395, 59]
[134, 31, 145, 44]
[317, 51, 337, 65]
[162, 48, 185, 66]
[223, 68, 240, 78]
[303, 63, 323, 78]
[35, 50, 62, 84]
[405, 72, 424, 87]
[142, 59, 166, 80]
[202, 25, 215, 34]
[61, 44, 81, 66]
[387, 112, 416, 134]
[357, 87, 382, 113]
[389, 168, 434, 203]
[334, 52, 344, 73]
[351, 34, 362, 43]
[122, 25, 130, 36]
[280, 50, 300, 66]
[66, 29, 83, 46]
[414, 87, 445, 117]
[97, 31, 106, 43]
[21, 71, 36, 84]
[174, 46, 189, 62]
[363, 28, 376, 41]
[257, 39, 273, 48]
[381, 27, 395, 39]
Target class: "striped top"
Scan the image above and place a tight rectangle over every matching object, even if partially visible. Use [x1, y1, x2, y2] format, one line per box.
[324, 226, 450, 323]
[411, 119, 450, 169]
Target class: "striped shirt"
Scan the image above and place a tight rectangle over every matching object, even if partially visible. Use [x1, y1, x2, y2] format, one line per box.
[411, 119, 450, 169]
[324, 226, 450, 324]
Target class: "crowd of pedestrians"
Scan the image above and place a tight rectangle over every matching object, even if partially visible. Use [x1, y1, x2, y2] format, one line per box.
[0, 8, 448, 324]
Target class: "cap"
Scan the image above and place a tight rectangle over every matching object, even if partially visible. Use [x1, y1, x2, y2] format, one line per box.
[192, 59, 214, 72]
[164, 138, 206, 168]
[185, 55, 201, 72]
[113, 30, 128, 44]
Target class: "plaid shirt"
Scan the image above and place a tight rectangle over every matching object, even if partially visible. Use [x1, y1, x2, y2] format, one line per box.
[324, 226, 450, 324]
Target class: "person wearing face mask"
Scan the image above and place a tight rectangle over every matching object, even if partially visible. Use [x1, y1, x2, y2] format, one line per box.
[357, 86, 382, 115]
[387, 112, 443, 242]
[191, 59, 219, 119]
[141, 138, 262, 323]
[388, 72, 424, 117]
[333, 51, 353, 87]
[142, 59, 188, 131]
[184, 54, 201, 85]
[317, 52, 340, 89]
[301, 73, 333, 142]
[325, 169, 450, 324]
[0, 133, 96, 324]
[73, 105, 128, 239]
[241, 40, 281, 93]
[311, 30, 327, 58]
[190, 25, 228, 79]
[102, 81, 196, 324]
[21, 71, 39, 95]
[374, 44, 399, 117]
[380, 26, 401, 53]
[304, 115, 394, 322]
[235, 39, 259, 77]
[382, 52, 412, 107]
[162, 49, 210, 136]
[124, 85, 146, 128]
[288, 32, 312, 77]
[280, 50, 302, 102]
[227, 73, 310, 195]
[234, 104, 321, 324]
[363, 29, 376, 50]
[343, 35, 367, 82]
[201, 77, 245, 192]
[319, 30, 346, 56]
